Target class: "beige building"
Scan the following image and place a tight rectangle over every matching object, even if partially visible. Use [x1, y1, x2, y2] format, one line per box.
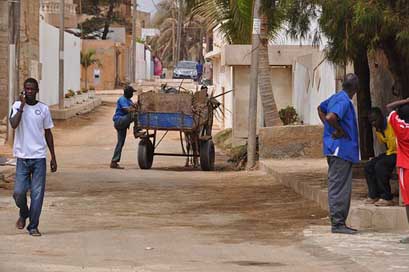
[81, 40, 129, 90]
[205, 26, 340, 145]
[0, 0, 40, 120]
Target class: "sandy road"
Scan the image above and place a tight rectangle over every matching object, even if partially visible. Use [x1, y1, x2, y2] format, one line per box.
[0, 102, 369, 272]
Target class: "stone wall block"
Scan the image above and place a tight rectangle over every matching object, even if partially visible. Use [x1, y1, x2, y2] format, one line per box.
[259, 125, 323, 159]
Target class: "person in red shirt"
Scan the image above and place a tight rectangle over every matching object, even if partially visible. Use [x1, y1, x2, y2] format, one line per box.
[386, 98, 409, 243]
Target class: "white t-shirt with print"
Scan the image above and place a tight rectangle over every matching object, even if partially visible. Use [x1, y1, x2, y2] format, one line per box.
[11, 101, 54, 159]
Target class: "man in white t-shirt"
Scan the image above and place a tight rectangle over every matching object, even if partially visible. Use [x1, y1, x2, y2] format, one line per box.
[10, 78, 57, 237]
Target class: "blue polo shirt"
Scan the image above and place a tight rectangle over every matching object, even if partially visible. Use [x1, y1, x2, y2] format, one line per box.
[113, 96, 133, 122]
[319, 90, 359, 163]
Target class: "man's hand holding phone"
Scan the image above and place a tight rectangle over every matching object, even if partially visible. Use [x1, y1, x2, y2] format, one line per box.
[19, 91, 26, 110]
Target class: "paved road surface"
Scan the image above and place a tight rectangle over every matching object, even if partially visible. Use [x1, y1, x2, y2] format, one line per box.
[0, 102, 405, 271]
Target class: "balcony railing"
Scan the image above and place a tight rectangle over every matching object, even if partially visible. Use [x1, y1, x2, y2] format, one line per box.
[40, 2, 76, 15]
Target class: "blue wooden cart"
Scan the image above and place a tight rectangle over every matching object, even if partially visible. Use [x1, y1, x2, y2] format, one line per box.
[135, 90, 215, 171]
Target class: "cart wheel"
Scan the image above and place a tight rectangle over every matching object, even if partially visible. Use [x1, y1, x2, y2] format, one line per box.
[200, 140, 215, 171]
[138, 139, 154, 169]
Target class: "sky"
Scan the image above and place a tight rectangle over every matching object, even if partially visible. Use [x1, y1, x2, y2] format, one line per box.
[138, 0, 160, 14]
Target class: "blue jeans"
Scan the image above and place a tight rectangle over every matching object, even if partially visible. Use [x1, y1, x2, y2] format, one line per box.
[112, 113, 134, 163]
[13, 158, 46, 230]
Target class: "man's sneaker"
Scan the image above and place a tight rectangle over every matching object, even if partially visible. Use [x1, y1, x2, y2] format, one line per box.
[15, 217, 26, 229]
[364, 198, 379, 204]
[28, 229, 42, 237]
[110, 162, 124, 169]
[331, 225, 358, 235]
[375, 199, 394, 206]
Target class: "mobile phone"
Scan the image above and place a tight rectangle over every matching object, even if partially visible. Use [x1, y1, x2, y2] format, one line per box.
[20, 90, 26, 97]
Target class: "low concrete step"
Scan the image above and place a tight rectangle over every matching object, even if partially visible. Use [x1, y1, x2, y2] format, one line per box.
[260, 159, 409, 231]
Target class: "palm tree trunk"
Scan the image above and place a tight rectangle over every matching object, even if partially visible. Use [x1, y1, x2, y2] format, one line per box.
[258, 15, 281, 126]
[85, 67, 88, 89]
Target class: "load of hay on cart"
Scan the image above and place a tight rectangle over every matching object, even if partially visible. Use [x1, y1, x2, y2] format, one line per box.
[135, 87, 220, 171]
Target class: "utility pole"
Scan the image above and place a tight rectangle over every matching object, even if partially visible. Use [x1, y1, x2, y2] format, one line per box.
[247, 0, 261, 169]
[130, 0, 137, 82]
[175, 0, 182, 62]
[8, 0, 21, 144]
[58, 0, 65, 109]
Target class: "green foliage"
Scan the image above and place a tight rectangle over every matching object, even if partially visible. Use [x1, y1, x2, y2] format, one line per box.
[80, 49, 100, 69]
[77, 0, 127, 40]
[191, 0, 285, 44]
[279, 106, 298, 125]
[65, 89, 76, 98]
[284, 0, 409, 66]
[65, 89, 75, 99]
[148, 0, 205, 66]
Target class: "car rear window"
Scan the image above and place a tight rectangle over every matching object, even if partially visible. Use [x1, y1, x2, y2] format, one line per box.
[176, 62, 197, 69]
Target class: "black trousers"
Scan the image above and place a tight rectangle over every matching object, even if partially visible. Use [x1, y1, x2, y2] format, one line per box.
[364, 153, 396, 201]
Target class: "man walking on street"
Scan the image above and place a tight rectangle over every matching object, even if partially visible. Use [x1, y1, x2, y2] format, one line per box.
[10, 78, 57, 237]
[317, 73, 360, 235]
[110, 86, 142, 169]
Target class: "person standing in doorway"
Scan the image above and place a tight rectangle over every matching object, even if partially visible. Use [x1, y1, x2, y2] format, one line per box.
[10, 78, 57, 237]
[110, 86, 143, 169]
[364, 107, 396, 206]
[317, 73, 360, 235]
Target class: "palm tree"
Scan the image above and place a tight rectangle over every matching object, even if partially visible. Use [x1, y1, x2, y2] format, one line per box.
[148, 0, 205, 67]
[191, 0, 282, 126]
[80, 49, 100, 89]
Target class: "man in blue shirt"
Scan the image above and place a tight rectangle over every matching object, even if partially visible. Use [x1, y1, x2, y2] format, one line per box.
[111, 86, 142, 169]
[196, 60, 203, 82]
[317, 73, 360, 235]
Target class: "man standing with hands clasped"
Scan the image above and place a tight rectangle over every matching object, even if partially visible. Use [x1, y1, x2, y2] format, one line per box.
[318, 73, 360, 235]
[10, 78, 57, 237]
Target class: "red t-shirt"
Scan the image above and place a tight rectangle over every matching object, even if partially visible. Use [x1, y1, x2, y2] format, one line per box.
[389, 111, 409, 169]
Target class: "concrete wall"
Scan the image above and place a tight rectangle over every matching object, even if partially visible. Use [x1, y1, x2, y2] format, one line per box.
[0, 0, 9, 119]
[39, 20, 81, 106]
[82, 40, 118, 90]
[259, 125, 323, 159]
[222, 45, 318, 66]
[0, 0, 40, 119]
[271, 67, 293, 110]
[232, 65, 293, 140]
[82, 40, 151, 89]
[135, 43, 146, 81]
[210, 56, 233, 129]
[292, 52, 337, 125]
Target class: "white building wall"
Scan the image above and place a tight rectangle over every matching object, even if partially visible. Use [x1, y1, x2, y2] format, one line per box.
[39, 20, 81, 106]
[135, 43, 146, 80]
[145, 49, 152, 80]
[292, 54, 336, 125]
